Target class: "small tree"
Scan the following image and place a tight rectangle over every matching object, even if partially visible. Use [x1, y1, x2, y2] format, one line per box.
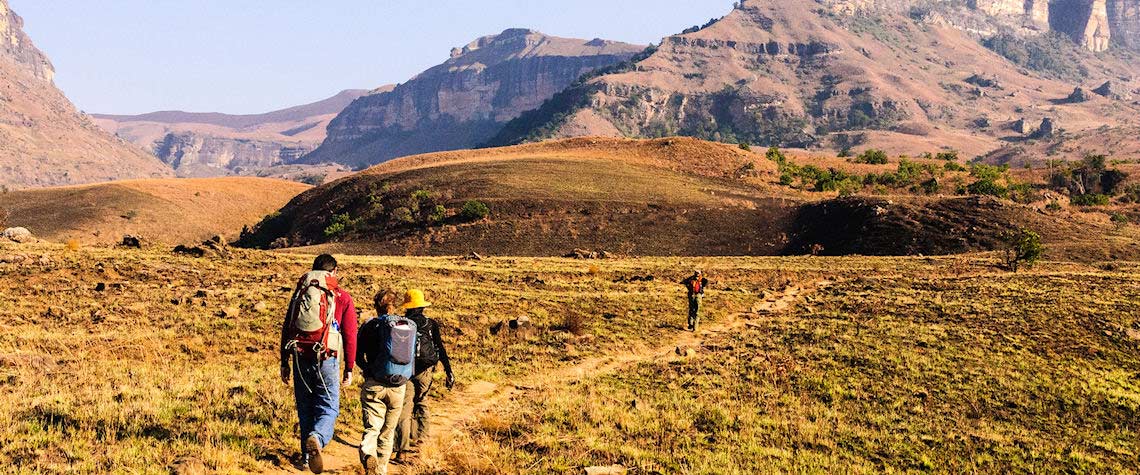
[460, 200, 491, 221]
[853, 149, 889, 165]
[1002, 228, 1043, 272]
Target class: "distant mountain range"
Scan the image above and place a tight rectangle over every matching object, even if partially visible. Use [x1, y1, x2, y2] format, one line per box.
[298, 29, 646, 168]
[0, 0, 170, 189]
[489, 0, 1140, 158]
[93, 89, 370, 177]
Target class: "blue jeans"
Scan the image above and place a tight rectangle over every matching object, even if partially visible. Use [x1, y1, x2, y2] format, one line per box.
[293, 355, 340, 454]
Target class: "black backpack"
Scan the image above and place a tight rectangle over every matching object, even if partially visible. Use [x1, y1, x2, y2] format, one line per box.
[415, 318, 440, 369]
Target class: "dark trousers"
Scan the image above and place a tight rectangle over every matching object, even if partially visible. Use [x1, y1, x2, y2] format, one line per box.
[394, 366, 434, 452]
[688, 294, 702, 330]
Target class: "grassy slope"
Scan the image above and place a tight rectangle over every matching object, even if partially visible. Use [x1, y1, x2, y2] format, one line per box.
[0, 244, 1137, 473]
[0, 177, 310, 245]
[454, 265, 1140, 474]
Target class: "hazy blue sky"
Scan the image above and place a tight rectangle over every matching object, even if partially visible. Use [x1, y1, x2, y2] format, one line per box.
[11, 1, 732, 115]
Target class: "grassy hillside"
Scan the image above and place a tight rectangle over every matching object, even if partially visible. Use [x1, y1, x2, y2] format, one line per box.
[0, 244, 1136, 474]
[239, 137, 1140, 259]
[0, 177, 309, 245]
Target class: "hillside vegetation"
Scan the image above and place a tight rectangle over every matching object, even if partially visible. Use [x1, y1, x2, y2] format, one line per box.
[239, 137, 1140, 260]
[0, 178, 309, 245]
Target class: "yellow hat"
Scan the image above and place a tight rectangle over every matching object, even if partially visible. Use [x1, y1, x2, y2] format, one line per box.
[402, 289, 432, 309]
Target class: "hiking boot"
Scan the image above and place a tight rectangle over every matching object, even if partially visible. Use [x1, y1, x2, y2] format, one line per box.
[364, 454, 379, 475]
[305, 435, 324, 474]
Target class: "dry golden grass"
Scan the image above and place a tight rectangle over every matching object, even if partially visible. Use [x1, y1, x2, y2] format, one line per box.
[1, 243, 1137, 474]
[0, 177, 310, 245]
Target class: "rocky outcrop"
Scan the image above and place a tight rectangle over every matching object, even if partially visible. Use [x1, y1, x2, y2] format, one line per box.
[152, 133, 314, 177]
[0, 0, 52, 81]
[1107, 0, 1140, 49]
[1093, 80, 1132, 99]
[0, 0, 171, 189]
[300, 29, 644, 168]
[93, 90, 367, 177]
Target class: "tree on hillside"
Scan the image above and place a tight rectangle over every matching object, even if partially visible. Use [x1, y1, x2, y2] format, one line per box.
[1002, 228, 1043, 272]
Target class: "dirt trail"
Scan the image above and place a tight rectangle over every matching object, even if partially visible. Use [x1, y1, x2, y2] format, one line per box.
[266, 280, 831, 475]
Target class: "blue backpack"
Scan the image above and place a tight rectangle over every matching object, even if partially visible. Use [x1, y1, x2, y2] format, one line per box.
[365, 315, 417, 386]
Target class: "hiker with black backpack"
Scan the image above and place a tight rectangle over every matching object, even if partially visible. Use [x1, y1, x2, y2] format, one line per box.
[356, 289, 417, 475]
[680, 269, 708, 332]
[280, 254, 359, 474]
[392, 289, 454, 461]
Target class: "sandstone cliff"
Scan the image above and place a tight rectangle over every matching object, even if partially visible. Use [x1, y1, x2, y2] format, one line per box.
[300, 29, 644, 168]
[0, 0, 171, 189]
[490, 1, 1139, 157]
[93, 90, 368, 177]
[1107, 0, 1140, 49]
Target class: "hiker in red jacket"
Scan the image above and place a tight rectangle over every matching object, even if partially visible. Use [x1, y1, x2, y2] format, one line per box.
[280, 254, 359, 474]
[680, 270, 708, 332]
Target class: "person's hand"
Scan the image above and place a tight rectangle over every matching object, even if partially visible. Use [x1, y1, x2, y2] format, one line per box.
[445, 373, 455, 390]
[280, 365, 290, 385]
[342, 371, 353, 387]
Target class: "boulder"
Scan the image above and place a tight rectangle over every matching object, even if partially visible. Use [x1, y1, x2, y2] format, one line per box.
[253, 301, 269, 313]
[509, 315, 531, 329]
[120, 235, 143, 248]
[1092, 81, 1132, 100]
[584, 466, 627, 475]
[1010, 118, 1029, 135]
[1031, 118, 1056, 139]
[565, 249, 600, 259]
[218, 307, 241, 318]
[1063, 87, 1092, 103]
[170, 457, 208, 475]
[964, 73, 1000, 88]
[1, 227, 35, 243]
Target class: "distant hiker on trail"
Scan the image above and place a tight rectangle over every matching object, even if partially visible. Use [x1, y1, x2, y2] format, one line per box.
[680, 270, 708, 332]
[356, 289, 417, 475]
[393, 289, 455, 462]
[280, 254, 359, 474]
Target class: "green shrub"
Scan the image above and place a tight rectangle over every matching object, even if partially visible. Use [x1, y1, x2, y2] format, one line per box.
[1002, 228, 1043, 272]
[765, 146, 787, 165]
[392, 207, 416, 225]
[428, 205, 448, 224]
[1046, 201, 1062, 211]
[1071, 194, 1110, 206]
[967, 179, 1008, 198]
[323, 213, 358, 239]
[970, 164, 1009, 182]
[935, 151, 959, 161]
[738, 142, 752, 152]
[944, 162, 967, 172]
[1111, 213, 1130, 226]
[460, 200, 491, 221]
[853, 149, 888, 164]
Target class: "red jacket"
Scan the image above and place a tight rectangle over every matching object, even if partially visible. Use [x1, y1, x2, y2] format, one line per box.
[280, 288, 359, 373]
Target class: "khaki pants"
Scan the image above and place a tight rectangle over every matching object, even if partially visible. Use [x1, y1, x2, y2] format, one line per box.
[394, 367, 434, 452]
[360, 379, 406, 474]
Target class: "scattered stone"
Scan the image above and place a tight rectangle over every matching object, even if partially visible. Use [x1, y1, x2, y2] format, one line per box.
[0, 255, 26, 264]
[584, 465, 627, 475]
[1031, 117, 1056, 139]
[509, 315, 531, 329]
[194, 290, 209, 298]
[565, 249, 600, 259]
[173, 235, 231, 258]
[1, 227, 35, 243]
[965, 73, 1000, 89]
[1063, 87, 1092, 103]
[95, 283, 107, 292]
[120, 235, 143, 248]
[522, 276, 546, 286]
[269, 237, 291, 250]
[253, 301, 268, 313]
[173, 245, 207, 258]
[218, 307, 241, 318]
[674, 346, 697, 357]
[170, 457, 208, 475]
[599, 250, 616, 259]
[462, 252, 485, 261]
[1127, 328, 1140, 342]
[1092, 81, 1131, 100]
[1010, 118, 1029, 135]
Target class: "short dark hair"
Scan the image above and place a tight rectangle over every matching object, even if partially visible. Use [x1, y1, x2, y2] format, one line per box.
[313, 254, 338, 271]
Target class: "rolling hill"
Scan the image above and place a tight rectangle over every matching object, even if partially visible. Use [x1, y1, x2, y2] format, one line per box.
[92, 89, 371, 177]
[239, 137, 1134, 258]
[0, 0, 172, 189]
[0, 177, 309, 245]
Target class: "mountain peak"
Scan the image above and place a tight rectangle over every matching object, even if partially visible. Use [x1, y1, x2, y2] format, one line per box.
[0, 0, 54, 81]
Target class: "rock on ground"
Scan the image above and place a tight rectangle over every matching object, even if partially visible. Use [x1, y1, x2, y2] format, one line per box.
[1, 227, 35, 243]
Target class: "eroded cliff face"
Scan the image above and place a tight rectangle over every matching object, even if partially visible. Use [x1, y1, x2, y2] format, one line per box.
[301, 29, 644, 168]
[152, 133, 313, 177]
[0, 0, 53, 81]
[1108, 0, 1140, 49]
[0, 0, 171, 189]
